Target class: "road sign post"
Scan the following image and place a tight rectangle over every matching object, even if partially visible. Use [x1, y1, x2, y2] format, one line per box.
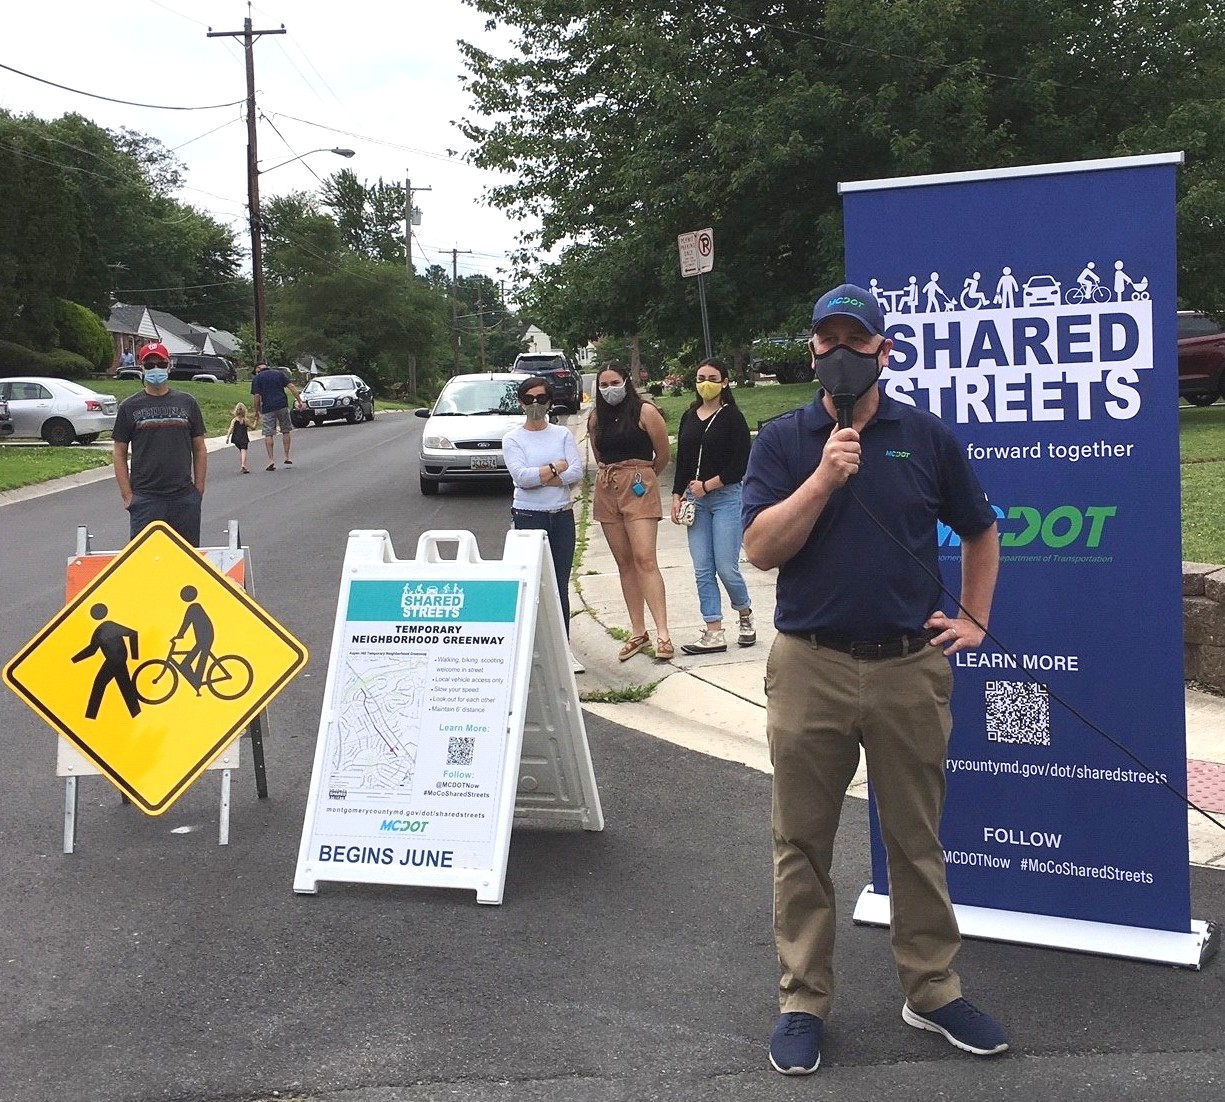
[678, 228, 715, 359]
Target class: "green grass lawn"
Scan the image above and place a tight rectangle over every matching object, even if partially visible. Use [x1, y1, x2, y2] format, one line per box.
[0, 378, 415, 492]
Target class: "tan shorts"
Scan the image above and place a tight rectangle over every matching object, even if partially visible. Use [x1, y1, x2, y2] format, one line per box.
[593, 462, 663, 523]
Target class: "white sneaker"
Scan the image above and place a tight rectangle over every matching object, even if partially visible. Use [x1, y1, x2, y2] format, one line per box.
[681, 628, 727, 655]
[570, 652, 585, 674]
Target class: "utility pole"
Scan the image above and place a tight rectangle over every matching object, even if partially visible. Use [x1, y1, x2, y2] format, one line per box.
[404, 173, 431, 277]
[208, 16, 285, 364]
[476, 296, 488, 371]
[451, 246, 472, 376]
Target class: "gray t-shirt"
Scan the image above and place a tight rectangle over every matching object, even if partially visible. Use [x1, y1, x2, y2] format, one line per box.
[113, 389, 205, 497]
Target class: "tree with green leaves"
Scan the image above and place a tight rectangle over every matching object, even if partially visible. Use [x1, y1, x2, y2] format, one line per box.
[270, 255, 445, 392]
[459, 0, 1225, 346]
[0, 110, 249, 352]
[321, 170, 408, 265]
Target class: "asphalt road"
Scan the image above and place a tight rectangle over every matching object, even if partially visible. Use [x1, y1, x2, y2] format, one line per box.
[1, 412, 1223, 1102]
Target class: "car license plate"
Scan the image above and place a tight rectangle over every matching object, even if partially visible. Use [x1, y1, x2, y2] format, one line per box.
[470, 456, 498, 470]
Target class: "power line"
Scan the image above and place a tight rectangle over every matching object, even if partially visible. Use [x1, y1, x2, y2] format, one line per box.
[259, 112, 325, 186]
[0, 60, 245, 111]
[267, 110, 478, 166]
[171, 116, 244, 152]
[250, 0, 346, 109]
[144, 0, 245, 66]
[117, 281, 245, 292]
[271, 39, 329, 108]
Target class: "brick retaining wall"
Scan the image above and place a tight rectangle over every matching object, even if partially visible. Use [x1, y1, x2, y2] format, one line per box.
[1184, 563, 1225, 692]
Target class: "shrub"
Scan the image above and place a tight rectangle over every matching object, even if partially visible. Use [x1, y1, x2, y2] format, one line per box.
[54, 300, 112, 370]
[46, 347, 97, 376]
[0, 338, 90, 377]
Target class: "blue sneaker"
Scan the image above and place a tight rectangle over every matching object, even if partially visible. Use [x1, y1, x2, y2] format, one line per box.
[769, 1011, 822, 1074]
[902, 998, 1008, 1055]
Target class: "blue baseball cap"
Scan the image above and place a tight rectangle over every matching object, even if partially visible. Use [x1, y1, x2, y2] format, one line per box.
[811, 283, 886, 336]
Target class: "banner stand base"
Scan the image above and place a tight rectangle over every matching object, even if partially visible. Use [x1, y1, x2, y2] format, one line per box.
[852, 885, 1220, 970]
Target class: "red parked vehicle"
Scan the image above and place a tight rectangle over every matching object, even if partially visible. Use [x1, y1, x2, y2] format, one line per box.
[1178, 311, 1225, 406]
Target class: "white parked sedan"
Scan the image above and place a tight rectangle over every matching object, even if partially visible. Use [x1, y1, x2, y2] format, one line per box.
[0, 377, 118, 445]
[415, 372, 534, 495]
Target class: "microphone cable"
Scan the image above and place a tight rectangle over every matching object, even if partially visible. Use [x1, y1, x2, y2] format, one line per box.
[840, 473, 1225, 835]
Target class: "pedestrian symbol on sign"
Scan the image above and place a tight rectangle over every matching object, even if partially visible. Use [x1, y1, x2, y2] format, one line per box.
[71, 604, 141, 720]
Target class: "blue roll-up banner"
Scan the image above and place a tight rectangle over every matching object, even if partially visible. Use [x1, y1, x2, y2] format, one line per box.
[843, 154, 1217, 967]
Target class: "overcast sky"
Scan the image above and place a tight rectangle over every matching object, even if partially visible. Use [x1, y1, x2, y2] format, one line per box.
[2, 0, 525, 286]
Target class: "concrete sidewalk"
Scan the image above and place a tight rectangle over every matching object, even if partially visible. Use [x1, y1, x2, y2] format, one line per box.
[564, 417, 1225, 871]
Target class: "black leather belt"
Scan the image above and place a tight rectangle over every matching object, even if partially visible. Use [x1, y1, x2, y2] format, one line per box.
[789, 629, 939, 660]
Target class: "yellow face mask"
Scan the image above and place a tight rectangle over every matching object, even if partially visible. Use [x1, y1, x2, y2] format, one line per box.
[696, 380, 723, 401]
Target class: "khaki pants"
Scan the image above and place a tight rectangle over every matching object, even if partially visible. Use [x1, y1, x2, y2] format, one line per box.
[765, 632, 962, 1019]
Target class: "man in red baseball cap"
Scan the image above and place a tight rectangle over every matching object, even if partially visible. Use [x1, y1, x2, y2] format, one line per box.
[111, 342, 208, 545]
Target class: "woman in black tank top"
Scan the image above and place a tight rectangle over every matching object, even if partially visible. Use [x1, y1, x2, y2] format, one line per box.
[587, 362, 674, 661]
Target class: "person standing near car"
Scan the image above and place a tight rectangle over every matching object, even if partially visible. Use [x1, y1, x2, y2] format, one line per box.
[670, 357, 755, 655]
[503, 376, 586, 672]
[112, 341, 207, 546]
[250, 362, 301, 470]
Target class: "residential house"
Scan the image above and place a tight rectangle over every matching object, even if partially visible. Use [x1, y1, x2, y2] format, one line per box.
[103, 304, 243, 372]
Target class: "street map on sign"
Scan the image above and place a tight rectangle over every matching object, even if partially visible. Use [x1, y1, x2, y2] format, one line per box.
[327, 654, 430, 795]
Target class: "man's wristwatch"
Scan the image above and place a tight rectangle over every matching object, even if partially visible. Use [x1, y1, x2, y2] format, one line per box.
[548, 463, 558, 478]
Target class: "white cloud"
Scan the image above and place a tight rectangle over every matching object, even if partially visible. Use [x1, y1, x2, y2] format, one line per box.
[1, 0, 530, 283]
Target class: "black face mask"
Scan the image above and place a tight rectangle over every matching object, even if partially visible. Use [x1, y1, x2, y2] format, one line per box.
[814, 343, 883, 421]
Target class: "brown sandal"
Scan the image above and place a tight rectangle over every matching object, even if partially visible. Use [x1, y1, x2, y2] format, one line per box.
[654, 637, 675, 661]
[618, 633, 650, 662]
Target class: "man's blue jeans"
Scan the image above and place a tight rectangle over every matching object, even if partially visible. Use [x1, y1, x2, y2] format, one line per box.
[686, 482, 750, 623]
[128, 487, 202, 547]
[511, 506, 576, 635]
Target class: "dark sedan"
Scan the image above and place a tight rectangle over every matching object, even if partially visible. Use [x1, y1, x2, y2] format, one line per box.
[290, 375, 375, 426]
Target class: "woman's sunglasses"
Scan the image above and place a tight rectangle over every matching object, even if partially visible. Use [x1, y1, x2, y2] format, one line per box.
[521, 394, 550, 405]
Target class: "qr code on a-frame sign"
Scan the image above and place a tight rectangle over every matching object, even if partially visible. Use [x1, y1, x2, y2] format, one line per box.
[985, 680, 1050, 746]
[446, 736, 475, 766]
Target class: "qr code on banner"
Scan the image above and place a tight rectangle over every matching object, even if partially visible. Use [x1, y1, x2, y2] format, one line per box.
[984, 680, 1050, 746]
[446, 736, 475, 766]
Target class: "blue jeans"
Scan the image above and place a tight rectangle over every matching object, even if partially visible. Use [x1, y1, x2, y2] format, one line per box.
[511, 507, 575, 636]
[686, 482, 750, 623]
[128, 487, 202, 547]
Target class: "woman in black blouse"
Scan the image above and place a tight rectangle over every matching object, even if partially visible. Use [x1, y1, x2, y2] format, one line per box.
[588, 361, 674, 661]
[670, 358, 755, 654]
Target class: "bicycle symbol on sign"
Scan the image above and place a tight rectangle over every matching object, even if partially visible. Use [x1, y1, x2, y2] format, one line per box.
[132, 584, 252, 705]
[133, 643, 253, 704]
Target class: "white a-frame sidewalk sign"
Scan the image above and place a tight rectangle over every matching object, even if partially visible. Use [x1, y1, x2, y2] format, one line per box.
[293, 529, 603, 904]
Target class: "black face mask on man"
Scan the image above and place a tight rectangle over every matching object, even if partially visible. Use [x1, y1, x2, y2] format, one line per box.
[814, 344, 883, 428]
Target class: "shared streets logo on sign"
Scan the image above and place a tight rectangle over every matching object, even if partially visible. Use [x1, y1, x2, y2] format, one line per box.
[2, 522, 307, 814]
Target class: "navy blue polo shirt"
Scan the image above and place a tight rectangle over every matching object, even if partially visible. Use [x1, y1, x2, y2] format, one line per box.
[742, 389, 996, 639]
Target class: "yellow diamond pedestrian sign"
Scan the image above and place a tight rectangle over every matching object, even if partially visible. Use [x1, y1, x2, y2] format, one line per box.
[2, 522, 308, 815]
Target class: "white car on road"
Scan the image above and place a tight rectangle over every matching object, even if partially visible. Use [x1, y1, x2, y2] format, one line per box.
[415, 372, 533, 495]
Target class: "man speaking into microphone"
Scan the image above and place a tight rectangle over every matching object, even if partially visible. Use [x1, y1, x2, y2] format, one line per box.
[742, 284, 1003, 1074]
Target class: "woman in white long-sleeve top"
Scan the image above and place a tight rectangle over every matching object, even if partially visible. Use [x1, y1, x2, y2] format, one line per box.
[502, 376, 585, 665]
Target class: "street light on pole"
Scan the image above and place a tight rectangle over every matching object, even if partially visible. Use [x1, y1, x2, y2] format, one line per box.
[261, 147, 355, 175]
[249, 147, 356, 362]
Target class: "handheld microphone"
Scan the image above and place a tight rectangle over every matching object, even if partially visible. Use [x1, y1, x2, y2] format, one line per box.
[833, 392, 856, 431]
